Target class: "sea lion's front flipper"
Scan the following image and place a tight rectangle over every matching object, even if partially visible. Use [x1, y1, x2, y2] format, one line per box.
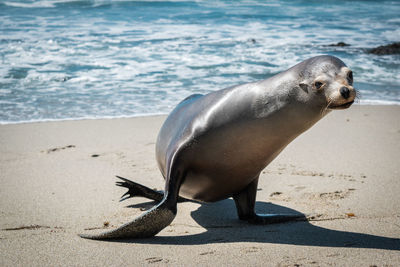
[79, 199, 175, 240]
[233, 176, 305, 224]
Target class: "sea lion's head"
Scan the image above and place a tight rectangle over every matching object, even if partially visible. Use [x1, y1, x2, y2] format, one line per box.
[298, 55, 357, 110]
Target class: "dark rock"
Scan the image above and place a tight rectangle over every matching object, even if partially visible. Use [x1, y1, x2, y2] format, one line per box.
[328, 42, 350, 47]
[368, 42, 400, 55]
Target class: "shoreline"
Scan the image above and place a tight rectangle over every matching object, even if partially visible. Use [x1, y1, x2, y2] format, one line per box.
[1, 103, 400, 126]
[0, 105, 399, 266]
[0, 112, 168, 126]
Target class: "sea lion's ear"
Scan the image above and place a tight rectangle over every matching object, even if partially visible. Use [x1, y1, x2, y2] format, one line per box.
[299, 82, 309, 93]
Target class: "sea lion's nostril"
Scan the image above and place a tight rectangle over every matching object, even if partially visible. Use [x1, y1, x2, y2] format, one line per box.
[340, 87, 350, 99]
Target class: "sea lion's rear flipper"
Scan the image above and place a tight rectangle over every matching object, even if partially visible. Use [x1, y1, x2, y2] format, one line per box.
[80, 165, 185, 240]
[116, 176, 164, 202]
[233, 176, 305, 224]
[79, 200, 175, 240]
[116, 176, 189, 203]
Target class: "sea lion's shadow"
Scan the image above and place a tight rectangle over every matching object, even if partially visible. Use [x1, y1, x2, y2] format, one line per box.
[123, 199, 399, 250]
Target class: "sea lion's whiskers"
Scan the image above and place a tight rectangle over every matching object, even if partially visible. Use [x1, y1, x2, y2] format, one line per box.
[355, 89, 362, 103]
[321, 98, 332, 116]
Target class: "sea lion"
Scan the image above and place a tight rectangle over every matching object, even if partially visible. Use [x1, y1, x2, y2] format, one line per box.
[80, 55, 357, 240]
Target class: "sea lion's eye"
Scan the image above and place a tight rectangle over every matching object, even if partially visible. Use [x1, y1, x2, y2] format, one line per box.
[347, 71, 353, 85]
[314, 81, 324, 90]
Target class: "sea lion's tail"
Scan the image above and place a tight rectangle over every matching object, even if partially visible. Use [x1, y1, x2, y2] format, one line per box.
[79, 200, 175, 240]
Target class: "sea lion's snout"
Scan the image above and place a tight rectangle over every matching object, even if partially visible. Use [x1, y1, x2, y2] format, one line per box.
[328, 87, 355, 109]
[326, 66, 357, 110]
[330, 84, 356, 109]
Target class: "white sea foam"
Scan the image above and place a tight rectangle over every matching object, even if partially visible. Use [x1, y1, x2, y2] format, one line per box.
[359, 100, 400, 105]
[0, 0, 399, 124]
[3, 1, 56, 8]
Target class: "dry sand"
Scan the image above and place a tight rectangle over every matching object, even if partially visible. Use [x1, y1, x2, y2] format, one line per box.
[0, 105, 399, 266]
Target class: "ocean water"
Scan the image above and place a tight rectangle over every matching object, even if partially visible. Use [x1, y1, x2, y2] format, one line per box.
[0, 0, 399, 124]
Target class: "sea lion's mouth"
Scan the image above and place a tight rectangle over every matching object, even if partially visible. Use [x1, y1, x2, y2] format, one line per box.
[328, 101, 354, 110]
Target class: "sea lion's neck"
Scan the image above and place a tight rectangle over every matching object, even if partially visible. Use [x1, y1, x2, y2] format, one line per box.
[252, 75, 328, 148]
[255, 73, 327, 125]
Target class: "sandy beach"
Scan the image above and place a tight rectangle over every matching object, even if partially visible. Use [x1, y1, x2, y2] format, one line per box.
[0, 105, 399, 266]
